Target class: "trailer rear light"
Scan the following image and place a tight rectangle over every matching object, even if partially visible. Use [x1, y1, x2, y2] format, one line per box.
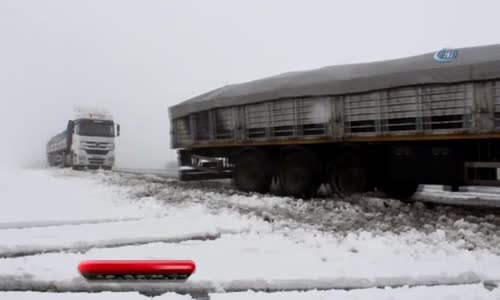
[78, 260, 196, 281]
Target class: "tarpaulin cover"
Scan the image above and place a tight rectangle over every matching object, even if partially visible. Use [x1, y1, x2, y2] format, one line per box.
[169, 44, 500, 119]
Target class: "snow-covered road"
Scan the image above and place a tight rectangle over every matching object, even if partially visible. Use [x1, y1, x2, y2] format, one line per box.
[1, 168, 500, 299]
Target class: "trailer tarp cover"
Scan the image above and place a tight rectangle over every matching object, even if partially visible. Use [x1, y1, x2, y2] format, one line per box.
[169, 44, 500, 119]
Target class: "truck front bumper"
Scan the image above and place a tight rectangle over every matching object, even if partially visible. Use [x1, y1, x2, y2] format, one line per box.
[73, 150, 115, 169]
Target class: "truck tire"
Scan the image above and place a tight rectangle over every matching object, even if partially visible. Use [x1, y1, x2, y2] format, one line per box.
[329, 152, 368, 197]
[70, 152, 84, 170]
[59, 152, 66, 168]
[278, 149, 320, 198]
[62, 152, 71, 168]
[234, 149, 272, 194]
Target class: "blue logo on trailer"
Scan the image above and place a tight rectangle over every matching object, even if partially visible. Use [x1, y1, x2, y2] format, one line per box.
[433, 48, 458, 63]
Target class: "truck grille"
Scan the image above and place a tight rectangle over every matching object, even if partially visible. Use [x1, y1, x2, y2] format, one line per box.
[82, 141, 111, 148]
[82, 141, 112, 153]
[85, 149, 109, 155]
[88, 158, 105, 165]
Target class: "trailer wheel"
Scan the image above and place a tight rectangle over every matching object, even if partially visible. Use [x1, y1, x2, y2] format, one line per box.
[329, 152, 368, 197]
[278, 150, 320, 198]
[234, 149, 272, 194]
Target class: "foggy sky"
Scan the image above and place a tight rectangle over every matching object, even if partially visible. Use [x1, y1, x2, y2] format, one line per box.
[1, 0, 500, 169]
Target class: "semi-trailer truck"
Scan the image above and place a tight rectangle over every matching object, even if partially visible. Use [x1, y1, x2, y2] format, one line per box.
[168, 44, 500, 199]
[46, 107, 120, 170]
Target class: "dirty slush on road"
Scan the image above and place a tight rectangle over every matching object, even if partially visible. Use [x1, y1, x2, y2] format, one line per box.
[79, 170, 500, 255]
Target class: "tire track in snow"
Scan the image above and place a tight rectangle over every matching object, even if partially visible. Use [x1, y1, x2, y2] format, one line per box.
[0, 273, 496, 296]
[0, 217, 145, 230]
[0, 233, 221, 259]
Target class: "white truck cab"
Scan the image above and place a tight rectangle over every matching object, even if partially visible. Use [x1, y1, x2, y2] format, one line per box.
[47, 107, 120, 170]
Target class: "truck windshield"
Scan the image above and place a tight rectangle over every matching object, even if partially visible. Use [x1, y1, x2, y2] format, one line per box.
[77, 121, 115, 137]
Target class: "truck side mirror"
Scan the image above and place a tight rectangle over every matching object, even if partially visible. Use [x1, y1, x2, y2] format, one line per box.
[67, 120, 75, 132]
[116, 124, 120, 137]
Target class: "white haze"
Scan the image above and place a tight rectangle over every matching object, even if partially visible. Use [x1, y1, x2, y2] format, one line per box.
[1, 0, 500, 168]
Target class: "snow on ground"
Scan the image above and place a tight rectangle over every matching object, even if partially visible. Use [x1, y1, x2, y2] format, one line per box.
[0, 168, 168, 224]
[1, 167, 500, 299]
[416, 185, 500, 207]
[117, 167, 500, 208]
[0, 168, 270, 258]
[98, 170, 500, 255]
[0, 292, 191, 300]
[1, 284, 500, 300]
[211, 284, 500, 300]
[1, 229, 499, 291]
[0, 210, 266, 257]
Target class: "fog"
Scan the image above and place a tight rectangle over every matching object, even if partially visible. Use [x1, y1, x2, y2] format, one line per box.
[1, 0, 500, 169]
